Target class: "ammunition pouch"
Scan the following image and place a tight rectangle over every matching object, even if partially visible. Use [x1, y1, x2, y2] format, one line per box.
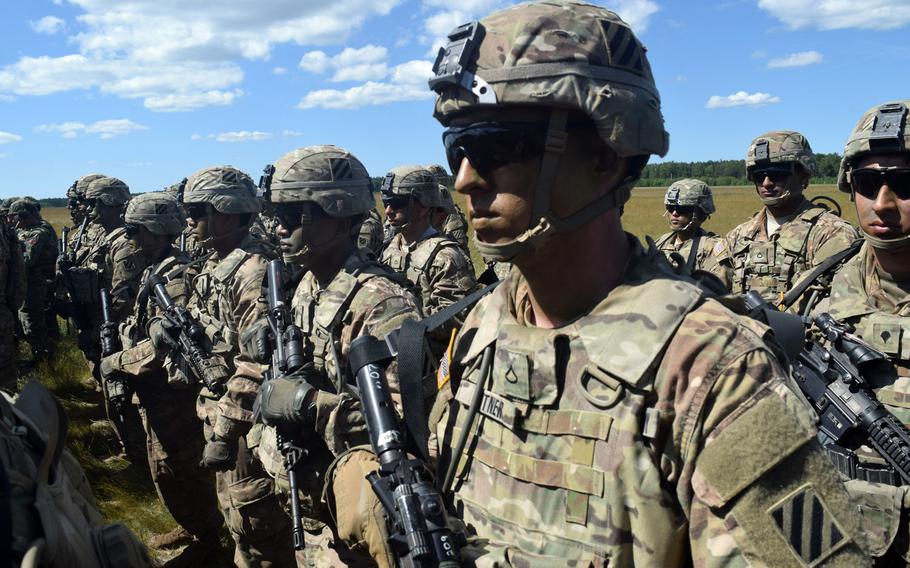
[66, 267, 100, 306]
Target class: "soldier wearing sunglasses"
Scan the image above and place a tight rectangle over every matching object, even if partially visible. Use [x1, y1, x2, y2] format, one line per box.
[804, 101, 910, 564]
[425, 2, 868, 565]
[715, 131, 858, 304]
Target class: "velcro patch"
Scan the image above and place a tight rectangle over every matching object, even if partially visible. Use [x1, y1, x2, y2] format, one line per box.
[768, 484, 849, 567]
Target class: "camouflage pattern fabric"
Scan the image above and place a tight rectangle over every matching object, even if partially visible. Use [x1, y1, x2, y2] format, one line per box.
[746, 130, 818, 174]
[814, 242, 910, 562]
[441, 210, 469, 253]
[258, 249, 420, 566]
[16, 219, 58, 358]
[653, 228, 723, 274]
[251, 213, 281, 253]
[716, 199, 859, 302]
[358, 208, 385, 258]
[0, 221, 22, 389]
[187, 233, 295, 568]
[101, 253, 223, 543]
[430, 235, 870, 567]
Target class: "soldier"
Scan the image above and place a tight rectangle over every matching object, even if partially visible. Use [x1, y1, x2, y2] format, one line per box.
[807, 100, 910, 564]
[99, 192, 224, 556]
[2, 381, 152, 567]
[253, 145, 422, 566]
[716, 130, 858, 304]
[427, 163, 471, 253]
[169, 165, 294, 567]
[0, 202, 23, 390]
[379, 165, 476, 341]
[9, 199, 58, 364]
[425, 2, 869, 565]
[164, 178, 205, 260]
[357, 208, 385, 258]
[653, 178, 730, 285]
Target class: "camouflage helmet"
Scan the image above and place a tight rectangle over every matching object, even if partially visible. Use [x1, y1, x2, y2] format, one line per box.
[84, 176, 131, 206]
[425, 163, 449, 181]
[164, 178, 188, 203]
[837, 101, 910, 193]
[381, 165, 439, 208]
[0, 198, 14, 215]
[436, 184, 458, 214]
[745, 131, 818, 175]
[265, 145, 373, 217]
[430, 1, 668, 161]
[71, 173, 105, 199]
[124, 192, 186, 236]
[183, 165, 260, 214]
[8, 199, 38, 217]
[19, 196, 41, 211]
[664, 179, 715, 215]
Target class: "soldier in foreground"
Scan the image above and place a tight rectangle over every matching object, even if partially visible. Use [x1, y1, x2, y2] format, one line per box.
[9, 199, 58, 364]
[653, 178, 729, 285]
[173, 165, 295, 567]
[715, 131, 858, 304]
[805, 100, 910, 564]
[0, 201, 23, 389]
[99, 192, 224, 557]
[425, 1, 869, 565]
[253, 145, 421, 566]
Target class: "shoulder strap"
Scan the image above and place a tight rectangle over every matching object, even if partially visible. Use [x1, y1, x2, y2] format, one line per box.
[686, 234, 702, 272]
[779, 239, 863, 310]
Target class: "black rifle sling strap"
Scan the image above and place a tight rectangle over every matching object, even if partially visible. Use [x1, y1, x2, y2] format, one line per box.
[396, 281, 499, 462]
[685, 234, 702, 272]
[779, 239, 863, 310]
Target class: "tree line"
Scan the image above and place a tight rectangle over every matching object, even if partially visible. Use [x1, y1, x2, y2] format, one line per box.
[637, 152, 842, 188]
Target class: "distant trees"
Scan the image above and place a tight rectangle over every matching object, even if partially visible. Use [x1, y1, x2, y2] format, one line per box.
[638, 152, 841, 187]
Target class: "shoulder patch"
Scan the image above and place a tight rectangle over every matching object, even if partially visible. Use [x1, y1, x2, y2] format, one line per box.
[768, 484, 849, 567]
[712, 241, 725, 256]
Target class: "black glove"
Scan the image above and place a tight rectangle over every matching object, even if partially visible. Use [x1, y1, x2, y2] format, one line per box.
[240, 317, 272, 364]
[257, 372, 318, 428]
[148, 316, 180, 354]
[200, 434, 238, 472]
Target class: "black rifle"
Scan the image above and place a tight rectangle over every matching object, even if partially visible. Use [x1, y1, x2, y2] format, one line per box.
[744, 291, 910, 484]
[57, 216, 93, 329]
[99, 288, 121, 357]
[349, 334, 463, 568]
[262, 259, 307, 551]
[148, 274, 228, 396]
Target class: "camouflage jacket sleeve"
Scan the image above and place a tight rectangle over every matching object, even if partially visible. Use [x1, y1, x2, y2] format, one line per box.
[805, 213, 860, 270]
[422, 244, 477, 316]
[664, 301, 869, 566]
[20, 227, 54, 271]
[701, 237, 733, 291]
[104, 235, 147, 321]
[214, 254, 270, 441]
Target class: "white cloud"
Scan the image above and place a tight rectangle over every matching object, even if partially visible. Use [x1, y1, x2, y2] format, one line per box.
[31, 16, 66, 35]
[1, 1, 403, 110]
[299, 45, 390, 82]
[299, 51, 330, 73]
[297, 59, 433, 110]
[282, 130, 303, 137]
[758, 0, 910, 30]
[35, 118, 146, 139]
[272, 67, 287, 75]
[705, 91, 781, 108]
[0, 132, 23, 144]
[192, 131, 273, 142]
[767, 50, 823, 68]
[610, 0, 660, 32]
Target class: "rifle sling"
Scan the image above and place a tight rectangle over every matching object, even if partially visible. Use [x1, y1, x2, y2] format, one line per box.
[779, 239, 863, 309]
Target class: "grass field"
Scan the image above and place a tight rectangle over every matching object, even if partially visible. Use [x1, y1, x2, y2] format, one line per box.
[31, 183, 858, 560]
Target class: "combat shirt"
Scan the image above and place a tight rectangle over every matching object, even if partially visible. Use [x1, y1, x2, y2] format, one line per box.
[432, 235, 869, 567]
[718, 199, 858, 302]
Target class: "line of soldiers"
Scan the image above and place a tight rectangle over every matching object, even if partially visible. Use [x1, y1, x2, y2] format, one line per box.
[4, 2, 910, 567]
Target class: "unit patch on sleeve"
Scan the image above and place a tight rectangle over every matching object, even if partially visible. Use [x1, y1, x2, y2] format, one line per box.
[768, 484, 849, 567]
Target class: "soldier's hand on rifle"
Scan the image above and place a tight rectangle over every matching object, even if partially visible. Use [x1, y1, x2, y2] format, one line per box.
[200, 433, 238, 472]
[240, 317, 272, 364]
[258, 371, 319, 428]
[148, 316, 180, 354]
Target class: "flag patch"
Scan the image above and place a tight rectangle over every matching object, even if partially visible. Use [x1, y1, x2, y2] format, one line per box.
[768, 485, 849, 567]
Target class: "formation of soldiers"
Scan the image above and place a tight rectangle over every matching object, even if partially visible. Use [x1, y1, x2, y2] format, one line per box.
[2, 1, 910, 567]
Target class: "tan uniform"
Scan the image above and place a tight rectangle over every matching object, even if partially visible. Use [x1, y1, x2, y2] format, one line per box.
[189, 234, 295, 568]
[431, 236, 870, 566]
[717, 199, 859, 303]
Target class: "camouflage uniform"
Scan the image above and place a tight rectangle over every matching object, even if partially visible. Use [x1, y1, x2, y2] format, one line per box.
[0, 215, 23, 389]
[379, 166, 477, 325]
[1, 382, 151, 567]
[12, 201, 58, 360]
[100, 193, 224, 546]
[436, 186, 470, 253]
[256, 145, 422, 567]
[717, 131, 859, 303]
[427, 2, 870, 566]
[183, 166, 295, 568]
[358, 208, 385, 258]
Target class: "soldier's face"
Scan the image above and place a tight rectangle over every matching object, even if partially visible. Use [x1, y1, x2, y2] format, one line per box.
[130, 225, 169, 262]
[752, 164, 808, 205]
[852, 154, 910, 240]
[667, 205, 697, 230]
[276, 203, 345, 265]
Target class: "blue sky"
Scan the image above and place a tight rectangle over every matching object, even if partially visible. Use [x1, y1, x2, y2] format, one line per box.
[1, 0, 909, 198]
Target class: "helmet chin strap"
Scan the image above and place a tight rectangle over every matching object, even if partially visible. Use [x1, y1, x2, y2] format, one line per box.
[197, 222, 250, 250]
[862, 229, 910, 251]
[760, 176, 804, 207]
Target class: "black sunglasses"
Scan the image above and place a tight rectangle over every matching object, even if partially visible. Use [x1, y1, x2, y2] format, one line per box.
[184, 203, 209, 221]
[666, 205, 696, 215]
[274, 204, 305, 230]
[381, 195, 411, 210]
[442, 121, 548, 175]
[851, 167, 910, 200]
[750, 167, 793, 186]
[81, 198, 98, 209]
